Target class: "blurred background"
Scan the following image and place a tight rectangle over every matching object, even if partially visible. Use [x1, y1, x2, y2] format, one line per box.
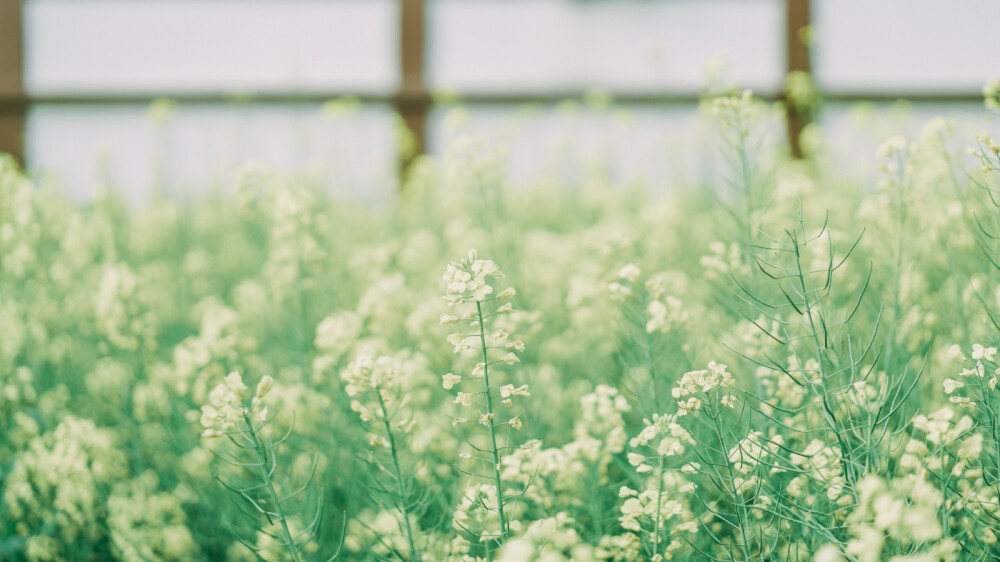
[0, 0, 998, 204]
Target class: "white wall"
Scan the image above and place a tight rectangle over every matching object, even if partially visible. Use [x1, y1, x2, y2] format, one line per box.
[18, 0, 1000, 203]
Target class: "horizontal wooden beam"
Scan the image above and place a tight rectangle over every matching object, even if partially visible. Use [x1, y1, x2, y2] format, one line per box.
[0, 90, 703, 107]
[0, 89, 986, 109]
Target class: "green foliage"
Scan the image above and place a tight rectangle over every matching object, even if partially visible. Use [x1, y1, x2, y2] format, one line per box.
[2, 90, 1000, 562]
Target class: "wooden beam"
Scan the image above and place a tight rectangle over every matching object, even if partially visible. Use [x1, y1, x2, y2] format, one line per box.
[398, 0, 428, 170]
[785, 0, 811, 159]
[0, 0, 25, 165]
[0, 89, 988, 109]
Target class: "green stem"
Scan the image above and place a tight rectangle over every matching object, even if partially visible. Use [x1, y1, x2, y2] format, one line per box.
[976, 375, 1000, 503]
[792, 231, 857, 488]
[652, 455, 665, 558]
[643, 321, 660, 415]
[375, 385, 420, 561]
[711, 406, 752, 560]
[244, 413, 303, 562]
[885, 160, 907, 371]
[476, 299, 508, 545]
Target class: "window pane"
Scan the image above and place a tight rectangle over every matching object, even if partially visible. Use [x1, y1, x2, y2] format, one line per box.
[25, 0, 398, 94]
[27, 102, 399, 204]
[815, 0, 1000, 92]
[428, 0, 783, 93]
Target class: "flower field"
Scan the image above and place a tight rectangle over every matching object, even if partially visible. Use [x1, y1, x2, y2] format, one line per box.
[5, 89, 1000, 561]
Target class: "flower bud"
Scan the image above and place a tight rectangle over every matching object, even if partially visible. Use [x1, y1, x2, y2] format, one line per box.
[255, 375, 274, 399]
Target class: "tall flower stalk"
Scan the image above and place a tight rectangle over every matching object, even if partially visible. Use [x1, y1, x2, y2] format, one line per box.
[621, 412, 699, 560]
[342, 355, 421, 561]
[441, 250, 527, 555]
[200, 372, 331, 561]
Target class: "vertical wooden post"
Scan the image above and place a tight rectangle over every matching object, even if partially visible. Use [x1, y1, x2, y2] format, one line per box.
[785, 0, 811, 159]
[398, 0, 428, 172]
[0, 0, 25, 166]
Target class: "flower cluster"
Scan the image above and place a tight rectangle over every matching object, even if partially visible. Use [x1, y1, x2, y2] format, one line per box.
[342, 354, 401, 401]
[943, 343, 1000, 408]
[608, 263, 689, 335]
[617, 478, 698, 547]
[968, 132, 1000, 175]
[497, 513, 601, 561]
[200, 372, 273, 438]
[835, 475, 958, 562]
[671, 361, 736, 414]
[342, 354, 418, 444]
[626, 413, 695, 473]
[4, 417, 130, 559]
[700, 241, 751, 281]
[443, 250, 511, 305]
[441, 250, 526, 427]
[984, 75, 1000, 111]
[620, 413, 698, 559]
[706, 89, 763, 136]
